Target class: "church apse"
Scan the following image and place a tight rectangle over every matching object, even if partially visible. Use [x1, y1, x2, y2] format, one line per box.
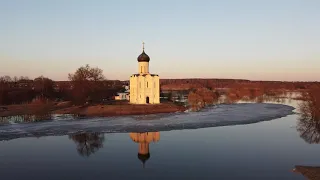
[129, 132, 160, 168]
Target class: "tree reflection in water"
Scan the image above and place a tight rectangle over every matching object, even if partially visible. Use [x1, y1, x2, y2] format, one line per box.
[69, 133, 105, 157]
[297, 89, 320, 144]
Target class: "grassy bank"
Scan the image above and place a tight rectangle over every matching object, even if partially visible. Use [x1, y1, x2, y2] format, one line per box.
[0, 101, 187, 117]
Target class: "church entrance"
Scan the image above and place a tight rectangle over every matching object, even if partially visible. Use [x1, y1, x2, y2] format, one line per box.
[146, 96, 150, 104]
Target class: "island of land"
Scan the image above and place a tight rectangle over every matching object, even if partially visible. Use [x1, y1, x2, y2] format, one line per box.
[1, 70, 319, 119]
[0, 101, 187, 117]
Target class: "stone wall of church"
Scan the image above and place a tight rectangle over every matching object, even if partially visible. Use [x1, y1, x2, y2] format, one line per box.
[130, 74, 160, 104]
[138, 62, 149, 74]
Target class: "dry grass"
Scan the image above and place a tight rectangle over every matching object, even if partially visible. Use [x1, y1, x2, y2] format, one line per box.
[0, 102, 54, 117]
[52, 102, 187, 117]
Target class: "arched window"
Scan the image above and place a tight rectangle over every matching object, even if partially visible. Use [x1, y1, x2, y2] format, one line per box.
[147, 82, 148, 88]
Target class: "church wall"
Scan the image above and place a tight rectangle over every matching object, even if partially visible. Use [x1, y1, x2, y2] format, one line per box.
[129, 76, 138, 104]
[151, 76, 160, 104]
[129, 75, 160, 104]
[138, 62, 149, 74]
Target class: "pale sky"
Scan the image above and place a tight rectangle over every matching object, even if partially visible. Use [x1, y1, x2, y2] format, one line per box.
[0, 0, 319, 81]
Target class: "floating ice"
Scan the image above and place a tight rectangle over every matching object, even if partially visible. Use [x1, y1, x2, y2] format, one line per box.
[0, 103, 295, 141]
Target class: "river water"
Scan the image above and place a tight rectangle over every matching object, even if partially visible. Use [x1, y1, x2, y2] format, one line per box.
[0, 97, 319, 180]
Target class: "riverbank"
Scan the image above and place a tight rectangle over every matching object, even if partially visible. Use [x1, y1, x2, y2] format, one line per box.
[0, 102, 187, 117]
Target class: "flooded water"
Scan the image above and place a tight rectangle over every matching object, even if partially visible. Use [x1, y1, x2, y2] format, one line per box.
[0, 96, 319, 179]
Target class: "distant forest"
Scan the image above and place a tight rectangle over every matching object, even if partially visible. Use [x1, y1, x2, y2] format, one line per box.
[160, 78, 319, 91]
[0, 65, 125, 105]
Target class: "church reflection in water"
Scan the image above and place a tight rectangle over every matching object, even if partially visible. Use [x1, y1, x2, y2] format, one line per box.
[68, 131, 160, 166]
[129, 132, 160, 167]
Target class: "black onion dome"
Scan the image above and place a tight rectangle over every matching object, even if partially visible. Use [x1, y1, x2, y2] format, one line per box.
[137, 50, 150, 62]
[138, 153, 150, 167]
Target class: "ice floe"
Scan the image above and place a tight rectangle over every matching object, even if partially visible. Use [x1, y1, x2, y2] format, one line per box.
[0, 103, 295, 141]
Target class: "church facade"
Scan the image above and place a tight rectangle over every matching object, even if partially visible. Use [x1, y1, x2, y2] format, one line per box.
[129, 43, 160, 104]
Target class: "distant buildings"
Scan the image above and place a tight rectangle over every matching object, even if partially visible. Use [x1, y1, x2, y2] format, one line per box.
[129, 43, 160, 104]
[161, 90, 189, 103]
[114, 85, 130, 100]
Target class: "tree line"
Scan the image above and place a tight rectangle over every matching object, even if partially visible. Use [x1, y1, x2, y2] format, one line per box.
[160, 78, 320, 91]
[0, 64, 124, 105]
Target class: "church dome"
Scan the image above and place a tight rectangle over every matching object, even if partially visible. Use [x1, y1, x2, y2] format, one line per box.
[138, 153, 150, 167]
[137, 50, 150, 62]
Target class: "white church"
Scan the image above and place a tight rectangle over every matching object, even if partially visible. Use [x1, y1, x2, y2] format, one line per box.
[129, 43, 160, 104]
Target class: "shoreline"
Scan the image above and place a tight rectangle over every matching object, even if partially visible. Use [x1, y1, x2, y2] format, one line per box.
[0, 102, 188, 118]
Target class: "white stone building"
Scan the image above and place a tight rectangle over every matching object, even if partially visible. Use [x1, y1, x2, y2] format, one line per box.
[129, 43, 160, 104]
[115, 92, 130, 101]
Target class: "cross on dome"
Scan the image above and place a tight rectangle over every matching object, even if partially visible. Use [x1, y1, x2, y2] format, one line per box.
[137, 42, 150, 62]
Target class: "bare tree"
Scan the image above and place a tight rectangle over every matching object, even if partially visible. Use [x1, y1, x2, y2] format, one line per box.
[18, 76, 29, 82]
[12, 76, 18, 83]
[1, 76, 12, 82]
[68, 64, 105, 104]
[34, 76, 54, 98]
[68, 64, 105, 82]
[0, 76, 11, 104]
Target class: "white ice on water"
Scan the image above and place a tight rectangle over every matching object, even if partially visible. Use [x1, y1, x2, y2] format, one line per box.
[0, 103, 295, 141]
